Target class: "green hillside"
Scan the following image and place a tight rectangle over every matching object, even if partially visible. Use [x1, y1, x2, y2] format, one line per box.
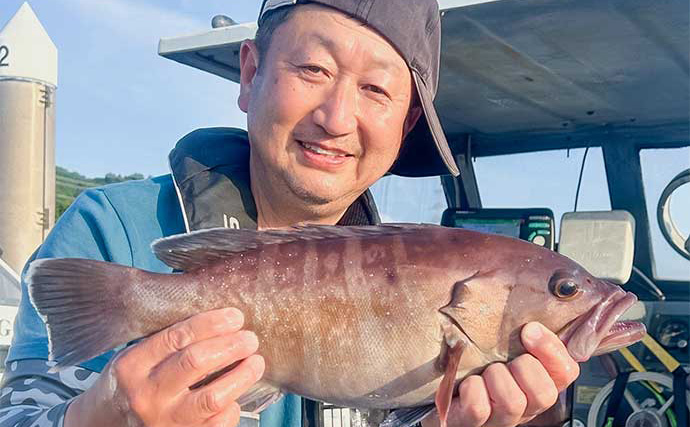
[56, 167, 146, 218]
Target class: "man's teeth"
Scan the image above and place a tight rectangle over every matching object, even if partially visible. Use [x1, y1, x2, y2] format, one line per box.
[301, 142, 347, 157]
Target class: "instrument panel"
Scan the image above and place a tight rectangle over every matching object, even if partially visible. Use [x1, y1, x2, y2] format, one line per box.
[570, 301, 689, 426]
[441, 208, 555, 250]
[639, 302, 690, 368]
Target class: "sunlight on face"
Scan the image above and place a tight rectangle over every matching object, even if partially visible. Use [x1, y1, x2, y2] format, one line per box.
[242, 5, 417, 209]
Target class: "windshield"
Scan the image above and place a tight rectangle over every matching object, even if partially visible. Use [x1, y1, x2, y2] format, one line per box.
[640, 147, 690, 281]
[371, 148, 612, 229]
[473, 147, 611, 236]
[370, 147, 690, 283]
[370, 176, 446, 223]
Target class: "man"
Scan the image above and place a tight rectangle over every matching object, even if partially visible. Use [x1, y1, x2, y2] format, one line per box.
[0, 1, 579, 426]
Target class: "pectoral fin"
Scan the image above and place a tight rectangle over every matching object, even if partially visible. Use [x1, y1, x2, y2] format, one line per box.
[433, 317, 468, 427]
[434, 341, 465, 427]
[237, 381, 284, 413]
[191, 367, 283, 413]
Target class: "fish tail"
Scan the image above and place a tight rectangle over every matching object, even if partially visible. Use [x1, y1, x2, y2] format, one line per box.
[27, 258, 142, 368]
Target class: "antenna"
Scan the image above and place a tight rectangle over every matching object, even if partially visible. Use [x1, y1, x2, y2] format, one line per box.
[573, 146, 590, 212]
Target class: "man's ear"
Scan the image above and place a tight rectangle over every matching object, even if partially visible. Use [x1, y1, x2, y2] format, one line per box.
[402, 105, 423, 139]
[238, 40, 261, 113]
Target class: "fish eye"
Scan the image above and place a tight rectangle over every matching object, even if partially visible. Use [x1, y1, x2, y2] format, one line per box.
[552, 279, 580, 300]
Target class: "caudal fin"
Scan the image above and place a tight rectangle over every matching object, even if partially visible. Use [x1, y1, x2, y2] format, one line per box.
[27, 258, 140, 368]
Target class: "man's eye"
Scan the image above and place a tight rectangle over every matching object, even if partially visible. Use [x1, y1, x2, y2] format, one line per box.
[364, 85, 389, 97]
[302, 65, 324, 75]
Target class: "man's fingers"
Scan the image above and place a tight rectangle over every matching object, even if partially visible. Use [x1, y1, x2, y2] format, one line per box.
[521, 322, 580, 391]
[175, 355, 265, 423]
[149, 329, 260, 391]
[507, 354, 559, 418]
[449, 375, 490, 427]
[130, 308, 245, 364]
[480, 363, 527, 427]
[202, 402, 241, 427]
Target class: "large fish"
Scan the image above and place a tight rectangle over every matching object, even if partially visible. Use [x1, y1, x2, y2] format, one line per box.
[27, 224, 645, 427]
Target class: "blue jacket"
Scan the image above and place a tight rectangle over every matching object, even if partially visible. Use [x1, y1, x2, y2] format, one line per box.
[7, 128, 308, 427]
[8, 127, 381, 427]
[8, 173, 302, 427]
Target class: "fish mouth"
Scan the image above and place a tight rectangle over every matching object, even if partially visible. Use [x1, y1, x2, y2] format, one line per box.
[558, 291, 646, 362]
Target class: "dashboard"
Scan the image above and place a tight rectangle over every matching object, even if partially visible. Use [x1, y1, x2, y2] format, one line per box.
[441, 208, 555, 250]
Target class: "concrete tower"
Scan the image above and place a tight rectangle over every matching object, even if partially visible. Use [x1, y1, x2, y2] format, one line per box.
[0, 2, 57, 275]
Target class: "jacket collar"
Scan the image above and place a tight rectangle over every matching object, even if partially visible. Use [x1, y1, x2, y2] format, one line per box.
[169, 128, 380, 232]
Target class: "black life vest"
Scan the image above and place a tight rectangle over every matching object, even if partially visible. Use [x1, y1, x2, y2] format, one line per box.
[168, 127, 381, 232]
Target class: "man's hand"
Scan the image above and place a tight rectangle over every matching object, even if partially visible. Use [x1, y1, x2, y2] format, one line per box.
[65, 307, 264, 427]
[423, 322, 580, 427]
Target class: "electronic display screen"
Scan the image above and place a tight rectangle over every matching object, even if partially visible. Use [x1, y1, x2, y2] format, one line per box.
[453, 218, 522, 239]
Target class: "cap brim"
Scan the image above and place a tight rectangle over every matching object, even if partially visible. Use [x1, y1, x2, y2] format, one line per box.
[390, 71, 460, 177]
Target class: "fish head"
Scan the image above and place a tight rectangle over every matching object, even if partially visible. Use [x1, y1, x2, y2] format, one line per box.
[507, 250, 646, 363]
[441, 236, 645, 363]
[553, 274, 646, 362]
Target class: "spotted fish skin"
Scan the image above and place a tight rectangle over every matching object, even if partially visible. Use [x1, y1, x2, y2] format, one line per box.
[26, 224, 644, 412]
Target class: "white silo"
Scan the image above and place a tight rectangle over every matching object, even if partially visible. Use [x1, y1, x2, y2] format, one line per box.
[0, 2, 57, 275]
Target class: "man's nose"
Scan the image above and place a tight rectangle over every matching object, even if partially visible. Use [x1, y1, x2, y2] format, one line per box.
[312, 81, 358, 137]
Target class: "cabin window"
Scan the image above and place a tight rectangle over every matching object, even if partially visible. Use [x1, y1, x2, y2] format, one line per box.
[640, 147, 690, 281]
[370, 175, 446, 224]
[473, 148, 611, 236]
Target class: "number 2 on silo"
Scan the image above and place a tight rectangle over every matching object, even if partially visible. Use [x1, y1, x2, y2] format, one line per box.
[0, 46, 9, 67]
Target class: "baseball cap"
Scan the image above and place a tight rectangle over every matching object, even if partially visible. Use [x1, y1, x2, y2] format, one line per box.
[258, 0, 460, 177]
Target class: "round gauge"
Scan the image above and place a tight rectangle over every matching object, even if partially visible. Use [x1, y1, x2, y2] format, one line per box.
[656, 319, 689, 349]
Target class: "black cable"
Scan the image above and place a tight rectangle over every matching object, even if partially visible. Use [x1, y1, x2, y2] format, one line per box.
[673, 367, 688, 427]
[632, 266, 666, 300]
[574, 146, 590, 212]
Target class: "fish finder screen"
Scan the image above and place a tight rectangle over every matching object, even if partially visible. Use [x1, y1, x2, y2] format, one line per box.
[453, 218, 522, 238]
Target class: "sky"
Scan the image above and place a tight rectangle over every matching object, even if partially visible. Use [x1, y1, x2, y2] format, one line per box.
[1, 0, 261, 178]
[1, 0, 688, 280]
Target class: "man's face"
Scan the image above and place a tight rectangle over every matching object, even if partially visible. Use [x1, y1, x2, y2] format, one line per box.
[239, 5, 420, 207]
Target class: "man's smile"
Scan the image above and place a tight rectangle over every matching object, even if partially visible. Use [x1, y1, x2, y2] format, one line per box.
[295, 139, 356, 169]
[297, 140, 352, 157]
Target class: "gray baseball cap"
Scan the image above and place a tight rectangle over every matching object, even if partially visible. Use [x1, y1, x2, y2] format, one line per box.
[259, 0, 460, 177]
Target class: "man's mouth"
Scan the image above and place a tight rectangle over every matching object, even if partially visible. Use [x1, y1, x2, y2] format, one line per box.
[298, 140, 353, 158]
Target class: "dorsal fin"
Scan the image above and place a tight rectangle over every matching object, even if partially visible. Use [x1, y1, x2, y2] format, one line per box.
[151, 224, 434, 271]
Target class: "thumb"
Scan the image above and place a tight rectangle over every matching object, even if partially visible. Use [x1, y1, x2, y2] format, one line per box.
[521, 322, 580, 391]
